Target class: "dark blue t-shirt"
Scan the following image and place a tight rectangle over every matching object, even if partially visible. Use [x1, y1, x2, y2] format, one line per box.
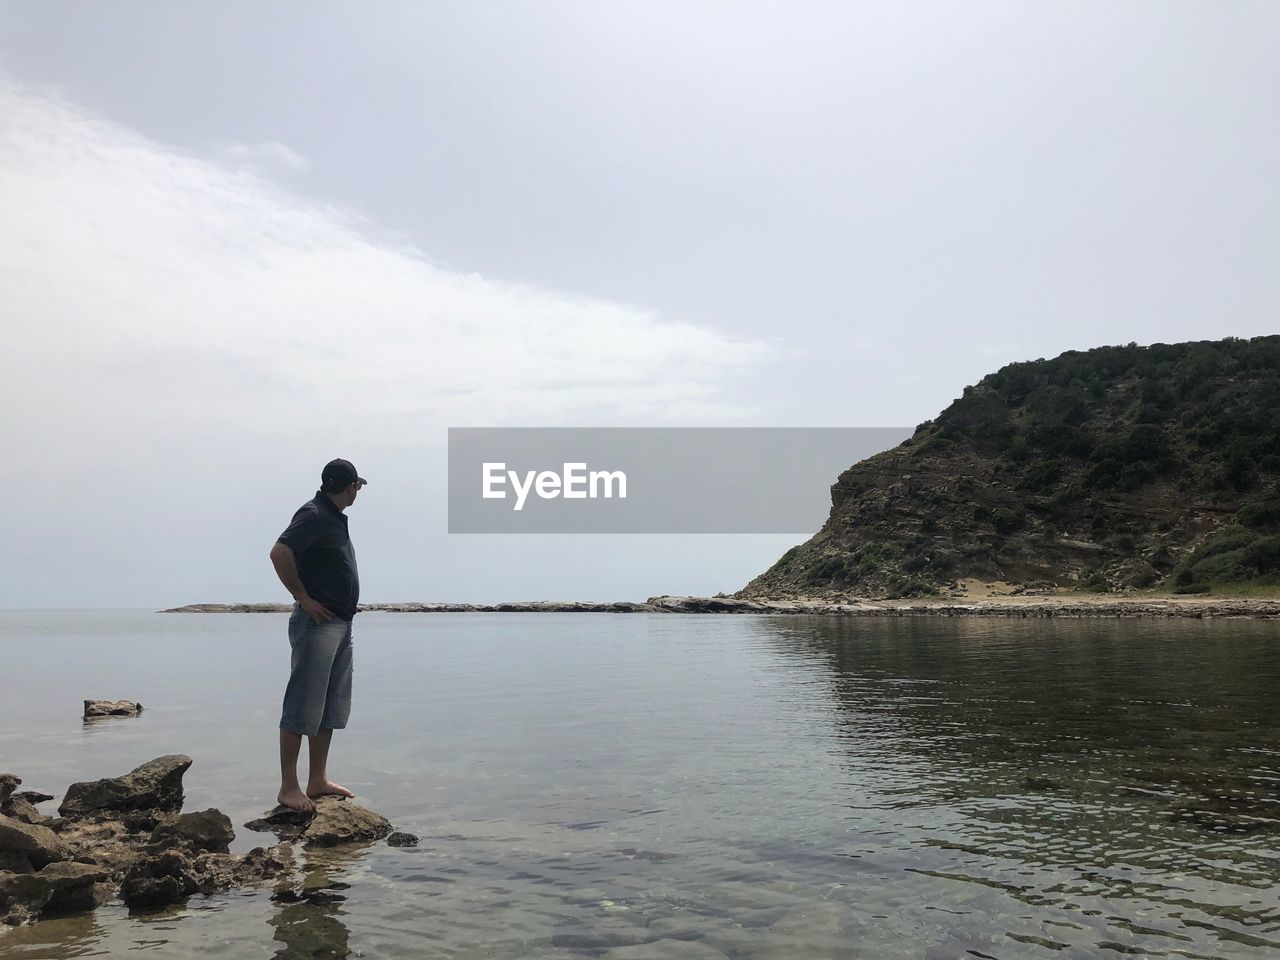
[276, 491, 360, 620]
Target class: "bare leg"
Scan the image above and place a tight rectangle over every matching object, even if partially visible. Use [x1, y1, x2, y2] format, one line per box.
[306, 727, 355, 799]
[278, 730, 317, 812]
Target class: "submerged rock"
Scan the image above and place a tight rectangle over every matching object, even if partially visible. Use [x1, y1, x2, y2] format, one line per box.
[83, 699, 143, 719]
[386, 830, 418, 847]
[603, 942, 730, 960]
[59, 754, 192, 816]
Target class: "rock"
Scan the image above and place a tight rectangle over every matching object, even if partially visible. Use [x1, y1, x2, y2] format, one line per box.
[13, 791, 54, 804]
[603, 942, 729, 960]
[192, 844, 294, 891]
[552, 921, 651, 950]
[120, 850, 201, 910]
[121, 810, 169, 832]
[0, 860, 111, 924]
[2, 796, 50, 826]
[0, 814, 73, 868]
[645, 913, 712, 940]
[0, 850, 33, 873]
[243, 806, 311, 840]
[119, 842, 293, 913]
[244, 797, 392, 847]
[0, 775, 18, 806]
[59, 755, 192, 817]
[83, 699, 143, 718]
[151, 809, 235, 853]
[386, 830, 418, 847]
[0, 759, 294, 927]
[303, 797, 392, 847]
[3, 784, 53, 827]
[1022, 776, 1062, 792]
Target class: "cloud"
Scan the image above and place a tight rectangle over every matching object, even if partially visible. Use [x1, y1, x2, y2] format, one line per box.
[217, 140, 311, 175]
[0, 79, 776, 485]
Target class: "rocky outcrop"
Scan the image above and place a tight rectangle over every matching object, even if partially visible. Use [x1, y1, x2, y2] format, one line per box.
[740, 337, 1280, 600]
[84, 700, 143, 718]
[59, 755, 191, 817]
[0, 757, 291, 926]
[644, 594, 1280, 619]
[244, 796, 392, 847]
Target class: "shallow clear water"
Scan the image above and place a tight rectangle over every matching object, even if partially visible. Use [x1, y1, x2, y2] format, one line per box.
[0, 610, 1278, 959]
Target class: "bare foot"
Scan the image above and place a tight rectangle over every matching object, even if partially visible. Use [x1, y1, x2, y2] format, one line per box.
[277, 786, 317, 813]
[307, 779, 355, 800]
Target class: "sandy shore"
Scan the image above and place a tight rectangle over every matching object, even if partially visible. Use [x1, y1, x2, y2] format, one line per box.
[161, 593, 1280, 619]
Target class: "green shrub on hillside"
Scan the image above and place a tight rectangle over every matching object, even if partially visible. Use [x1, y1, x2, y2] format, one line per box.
[1166, 520, 1280, 592]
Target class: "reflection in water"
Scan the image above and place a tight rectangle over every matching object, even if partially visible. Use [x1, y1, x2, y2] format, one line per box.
[269, 846, 359, 960]
[754, 616, 1280, 956]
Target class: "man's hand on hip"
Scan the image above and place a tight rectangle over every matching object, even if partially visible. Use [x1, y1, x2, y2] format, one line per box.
[299, 597, 334, 623]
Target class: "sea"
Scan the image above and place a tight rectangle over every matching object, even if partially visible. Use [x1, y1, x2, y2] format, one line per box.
[0, 610, 1278, 959]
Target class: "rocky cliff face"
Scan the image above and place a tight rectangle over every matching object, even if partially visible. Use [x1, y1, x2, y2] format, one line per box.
[739, 336, 1280, 599]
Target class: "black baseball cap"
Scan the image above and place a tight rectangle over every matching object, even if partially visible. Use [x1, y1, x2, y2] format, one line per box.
[321, 458, 367, 492]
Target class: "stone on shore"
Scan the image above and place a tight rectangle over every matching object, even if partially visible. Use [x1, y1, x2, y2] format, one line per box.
[195, 844, 293, 892]
[150, 809, 235, 854]
[0, 814, 73, 868]
[13, 791, 55, 804]
[0, 861, 111, 924]
[1, 755, 293, 925]
[2, 796, 51, 826]
[120, 851, 201, 910]
[0, 775, 18, 807]
[243, 806, 311, 840]
[244, 796, 392, 847]
[0, 778, 54, 827]
[117, 843, 293, 913]
[59, 754, 192, 817]
[84, 699, 143, 719]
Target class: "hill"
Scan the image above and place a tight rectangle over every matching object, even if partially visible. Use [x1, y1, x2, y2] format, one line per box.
[739, 336, 1280, 599]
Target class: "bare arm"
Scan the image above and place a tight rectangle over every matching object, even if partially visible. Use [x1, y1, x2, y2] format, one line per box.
[269, 543, 333, 622]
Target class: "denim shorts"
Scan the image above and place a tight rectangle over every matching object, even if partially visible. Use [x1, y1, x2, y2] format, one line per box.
[279, 604, 353, 737]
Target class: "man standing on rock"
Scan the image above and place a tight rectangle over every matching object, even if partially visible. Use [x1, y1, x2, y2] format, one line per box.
[269, 458, 366, 812]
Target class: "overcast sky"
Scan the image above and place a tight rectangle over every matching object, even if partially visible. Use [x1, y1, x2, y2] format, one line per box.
[1, 2, 1277, 608]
